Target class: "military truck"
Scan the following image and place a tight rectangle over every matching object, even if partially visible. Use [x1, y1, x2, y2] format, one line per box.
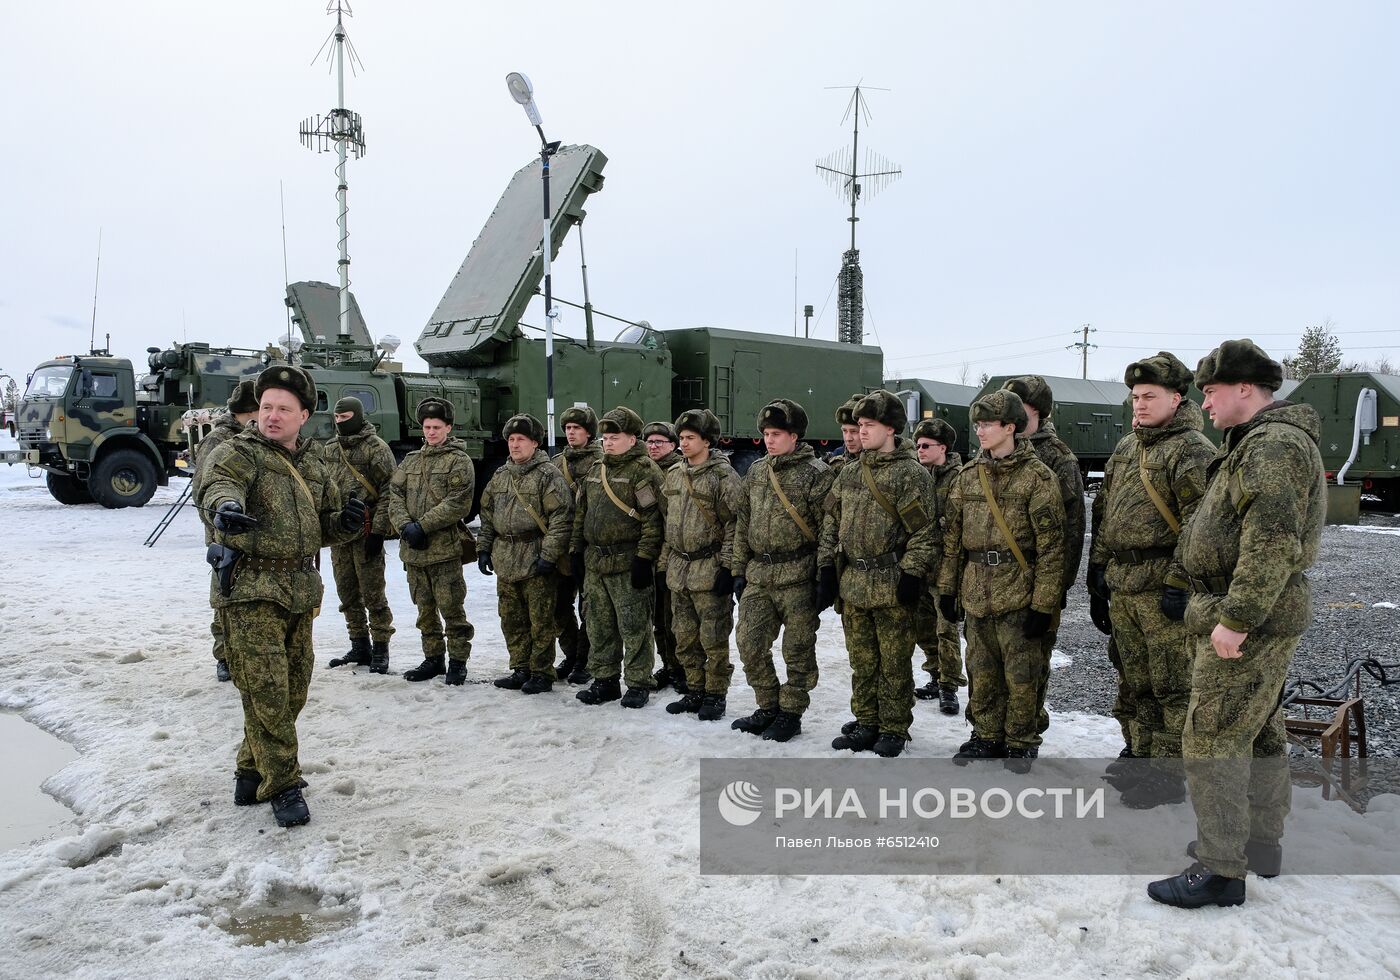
[1289, 371, 1400, 508]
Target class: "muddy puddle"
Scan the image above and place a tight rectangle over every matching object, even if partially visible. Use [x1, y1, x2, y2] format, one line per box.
[0, 709, 79, 850]
[218, 889, 357, 946]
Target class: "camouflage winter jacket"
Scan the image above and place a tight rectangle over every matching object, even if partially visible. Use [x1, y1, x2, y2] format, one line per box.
[570, 443, 665, 575]
[660, 451, 742, 592]
[325, 422, 397, 539]
[193, 411, 246, 543]
[733, 444, 834, 589]
[198, 428, 358, 613]
[554, 442, 604, 500]
[1090, 400, 1214, 595]
[937, 438, 1067, 618]
[387, 438, 476, 567]
[1168, 402, 1325, 638]
[923, 452, 963, 594]
[478, 449, 574, 583]
[1027, 422, 1086, 598]
[819, 438, 940, 609]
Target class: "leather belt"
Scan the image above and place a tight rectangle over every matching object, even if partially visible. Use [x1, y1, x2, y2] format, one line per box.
[846, 551, 901, 571]
[966, 548, 1037, 567]
[673, 543, 719, 561]
[1188, 571, 1304, 596]
[1109, 546, 1175, 565]
[243, 555, 316, 573]
[590, 542, 637, 558]
[751, 544, 816, 565]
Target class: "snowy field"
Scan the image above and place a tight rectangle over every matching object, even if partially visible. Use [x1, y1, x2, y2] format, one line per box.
[2, 440, 1399, 978]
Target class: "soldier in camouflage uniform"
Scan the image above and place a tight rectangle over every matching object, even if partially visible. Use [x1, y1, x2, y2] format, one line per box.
[938, 389, 1067, 772]
[1148, 340, 1324, 909]
[823, 394, 864, 475]
[659, 409, 742, 721]
[571, 406, 666, 708]
[553, 406, 602, 683]
[388, 397, 476, 686]
[820, 391, 940, 758]
[477, 414, 574, 695]
[1088, 353, 1215, 808]
[324, 396, 397, 674]
[643, 420, 687, 693]
[193, 379, 259, 683]
[912, 418, 966, 714]
[730, 399, 834, 743]
[197, 364, 366, 828]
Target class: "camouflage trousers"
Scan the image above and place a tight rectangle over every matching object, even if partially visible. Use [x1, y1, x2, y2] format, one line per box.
[735, 581, 820, 715]
[1110, 588, 1192, 758]
[584, 571, 655, 689]
[653, 577, 682, 678]
[914, 592, 966, 688]
[1105, 636, 1134, 746]
[209, 576, 227, 664]
[330, 541, 395, 643]
[499, 572, 560, 677]
[671, 586, 735, 695]
[1183, 632, 1296, 879]
[843, 603, 917, 739]
[221, 601, 314, 802]
[555, 574, 589, 667]
[404, 560, 475, 664]
[965, 608, 1049, 750]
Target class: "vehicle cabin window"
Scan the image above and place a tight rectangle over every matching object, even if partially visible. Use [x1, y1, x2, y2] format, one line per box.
[87, 374, 118, 398]
[316, 392, 329, 413]
[344, 388, 377, 413]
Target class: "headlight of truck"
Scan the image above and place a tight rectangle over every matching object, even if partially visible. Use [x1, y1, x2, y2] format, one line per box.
[44, 427, 51, 441]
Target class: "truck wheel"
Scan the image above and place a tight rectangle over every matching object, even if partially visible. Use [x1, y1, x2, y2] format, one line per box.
[89, 448, 159, 509]
[46, 471, 95, 505]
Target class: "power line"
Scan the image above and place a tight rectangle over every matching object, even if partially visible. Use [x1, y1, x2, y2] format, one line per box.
[886, 332, 1065, 361]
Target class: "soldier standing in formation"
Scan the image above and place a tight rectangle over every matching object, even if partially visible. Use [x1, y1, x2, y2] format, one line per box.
[939, 389, 1066, 772]
[642, 420, 687, 693]
[821, 391, 940, 758]
[477, 414, 574, 695]
[659, 409, 742, 721]
[1149, 340, 1324, 909]
[823, 394, 864, 474]
[1088, 354, 1214, 808]
[731, 399, 833, 743]
[324, 396, 398, 675]
[571, 406, 665, 708]
[198, 364, 366, 827]
[553, 406, 602, 684]
[389, 397, 476, 685]
[911, 417, 965, 714]
[192, 379, 259, 684]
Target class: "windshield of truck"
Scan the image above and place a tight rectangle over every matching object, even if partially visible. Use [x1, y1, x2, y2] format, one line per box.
[25, 366, 73, 399]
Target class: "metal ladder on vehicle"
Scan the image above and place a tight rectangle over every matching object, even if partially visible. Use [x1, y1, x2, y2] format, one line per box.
[144, 480, 193, 548]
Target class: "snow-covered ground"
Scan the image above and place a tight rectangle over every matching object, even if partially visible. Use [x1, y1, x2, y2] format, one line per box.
[2, 439, 1399, 978]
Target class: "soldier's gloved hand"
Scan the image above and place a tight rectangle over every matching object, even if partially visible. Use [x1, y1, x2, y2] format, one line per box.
[572, 550, 587, 586]
[340, 495, 368, 532]
[213, 501, 256, 534]
[895, 572, 922, 607]
[937, 594, 959, 622]
[533, 557, 556, 577]
[1090, 593, 1113, 635]
[1087, 563, 1109, 600]
[816, 565, 839, 611]
[364, 533, 384, 559]
[712, 567, 734, 596]
[400, 522, 428, 550]
[1159, 586, 1189, 621]
[630, 556, 654, 590]
[477, 550, 494, 576]
[731, 575, 747, 599]
[1023, 609, 1054, 639]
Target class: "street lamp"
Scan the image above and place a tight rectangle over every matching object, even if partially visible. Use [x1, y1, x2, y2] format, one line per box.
[506, 71, 563, 449]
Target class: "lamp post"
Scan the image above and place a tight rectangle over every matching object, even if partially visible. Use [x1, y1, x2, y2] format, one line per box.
[506, 72, 563, 449]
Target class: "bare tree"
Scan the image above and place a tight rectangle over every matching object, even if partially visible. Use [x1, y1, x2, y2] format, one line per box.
[957, 361, 971, 385]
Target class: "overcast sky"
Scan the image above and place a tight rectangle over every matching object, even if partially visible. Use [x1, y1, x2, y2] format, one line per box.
[2, 1, 1397, 392]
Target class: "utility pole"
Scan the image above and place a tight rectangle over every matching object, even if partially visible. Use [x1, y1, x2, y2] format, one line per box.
[1068, 323, 1098, 379]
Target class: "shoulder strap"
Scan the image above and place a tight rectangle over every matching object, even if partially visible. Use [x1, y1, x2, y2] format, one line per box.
[1138, 445, 1181, 533]
[976, 463, 1030, 573]
[510, 476, 549, 534]
[766, 462, 815, 543]
[859, 458, 901, 523]
[598, 462, 640, 521]
[682, 465, 718, 526]
[561, 454, 576, 489]
[338, 444, 379, 502]
[276, 454, 318, 511]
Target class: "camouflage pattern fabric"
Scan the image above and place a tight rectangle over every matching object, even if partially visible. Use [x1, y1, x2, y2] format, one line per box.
[965, 608, 1050, 750]
[477, 449, 573, 581]
[194, 412, 245, 664]
[569, 442, 665, 573]
[553, 441, 603, 650]
[499, 573, 559, 676]
[387, 437, 476, 568]
[671, 587, 735, 695]
[224, 603, 314, 801]
[326, 421, 397, 536]
[733, 444, 833, 589]
[1107, 589, 1189, 757]
[914, 593, 966, 687]
[1105, 635, 1134, 746]
[584, 571, 655, 688]
[330, 543, 395, 643]
[735, 581, 821, 714]
[1027, 421, 1085, 598]
[405, 560, 474, 663]
[653, 577, 681, 678]
[843, 604, 917, 738]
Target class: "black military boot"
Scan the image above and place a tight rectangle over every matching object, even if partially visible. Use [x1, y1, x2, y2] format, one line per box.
[216, 660, 232, 683]
[444, 659, 468, 686]
[731, 707, 779, 736]
[369, 640, 390, 674]
[555, 651, 578, 682]
[620, 687, 650, 709]
[1004, 745, 1038, 774]
[872, 732, 908, 758]
[672, 673, 690, 695]
[494, 668, 530, 690]
[329, 635, 372, 669]
[1147, 863, 1246, 908]
[1187, 839, 1281, 879]
[953, 738, 1007, 765]
[577, 676, 622, 705]
[1104, 745, 1137, 776]
[271, 786, 311, 828]
[697, 695, 727, 722]
[938, 686, 960, 715]
[234, 772, 262, 806]
[831, 724, 879, 752]
[914, 676, 940, 701]
[761, 710, 802, 742]
[666, 693, 705, 715]
[840, 719, 861, 735]
[1121, 770, 1186, 809]
[520, 673, 553, 695]
[568, 663, 592, 685]
[652, 668, 672, 691]
[957, 733, 981, 753]
[404, 655, 445, 682]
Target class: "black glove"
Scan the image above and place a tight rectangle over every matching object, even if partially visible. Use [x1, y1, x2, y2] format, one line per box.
[1160, 586, 1189, 622]
[213, 501, 257, 534]
[1087, 563, 1109, 600]
[896, 572, 922, 607]
[1090, 593, 1113, 635]
[572, 550, 587, 587]
[816, 565, 839, 611]
[533, 557, 556, 577]
[364, 533, 384, 559]
[937, 594, 959, 622]
[630, 556, 654, 590]
[1023, 609, 1053, 639]
[400, 522, 428, 550]
[340, 494, 368, 532]
[732, 575, 747, 599]
[713, 567, 734, 595]
[478, 551, 494, 576]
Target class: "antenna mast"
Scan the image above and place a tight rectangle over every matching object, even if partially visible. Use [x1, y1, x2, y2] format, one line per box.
[300, 1, 366, 342]
[89, 228, 103, 355]
[816, 85, 901, 346]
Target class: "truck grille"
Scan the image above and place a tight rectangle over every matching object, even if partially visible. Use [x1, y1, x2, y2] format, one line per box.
[17, 423, 46, 446]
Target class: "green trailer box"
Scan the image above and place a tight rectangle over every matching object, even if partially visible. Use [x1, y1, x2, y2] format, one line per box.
[1290, 372, 1400, 506]
[884, 377, 979, 454]
[978, 374, 1128, 469]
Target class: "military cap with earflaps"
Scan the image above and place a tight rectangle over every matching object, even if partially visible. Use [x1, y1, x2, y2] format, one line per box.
[756, 398, 808, 436]
[416, 397, 454, 425]
[1125, 352, 1194, 394]
[599, 405, 644, 436]
[853, 389, 906, 430]
[1001, 376, 1054, 419]
[254, 363, 317, 412]
[334, 395, 365, 437]
[674, 408, 722, 445]
[912, 417, 957, 450]
[558, 405, 598, 437]
[227, 379, 259, 415]
[1194, 339, 1284, 391]
[834, 394, 863, 427]
[970, 389, 1028, 433]
[641, 421, 678, 444]
[501, 413, 545, 444]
